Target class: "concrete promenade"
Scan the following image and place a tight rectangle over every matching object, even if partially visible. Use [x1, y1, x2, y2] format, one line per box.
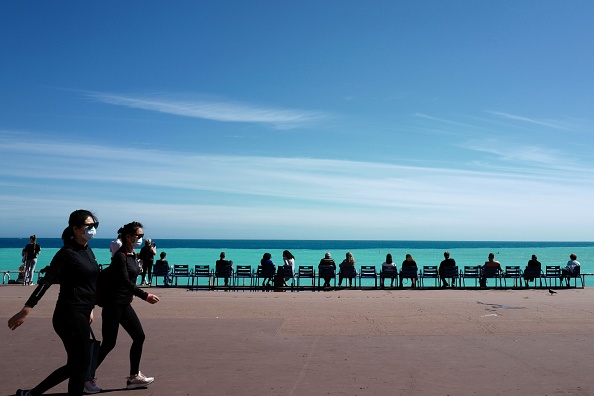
[2, 285, 594, 395]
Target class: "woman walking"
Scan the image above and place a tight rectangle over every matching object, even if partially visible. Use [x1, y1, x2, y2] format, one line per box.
[94, 221, 160, 390]
[8, 209, 100, 396]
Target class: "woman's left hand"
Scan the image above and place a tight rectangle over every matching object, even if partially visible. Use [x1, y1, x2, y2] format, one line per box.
[146, 294, 160, 304]
[89, 310, 94, 324]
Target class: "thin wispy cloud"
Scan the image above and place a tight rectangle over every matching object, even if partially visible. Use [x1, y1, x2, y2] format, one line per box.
[488, 111, 568, 130]
[85, 91, 331, 129]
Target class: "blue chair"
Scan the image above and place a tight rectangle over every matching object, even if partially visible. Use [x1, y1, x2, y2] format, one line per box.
[503, 266, 522, 288]
[399, 266, 418, 288]
[317, 265, 336, 290]
[379, 265, 397, 288]
[192, 265, 211, 288]
[523, 266, 544, 288]
[420, 266, 439, 288]
[338, 265, 357, 288]
[214, 264, 234, 288]
[543, 265, 561, 288]
[442, 266, 459, 287]
[461, 266, 481, 287]
[480, 266, 503, 288]
[171, 264, 191, 287]
[234, 265, 254, 290]
[561, 266, 583, 288]
[297, 265, 315, 290]
[358, 266, 378, 288]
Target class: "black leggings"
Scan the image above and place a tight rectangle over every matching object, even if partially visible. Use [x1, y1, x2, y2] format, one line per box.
[97, 303, 145, 376]
[30, 305, 91, 396]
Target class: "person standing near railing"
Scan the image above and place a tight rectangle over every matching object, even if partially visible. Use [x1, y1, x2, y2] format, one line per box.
[22, 235, 41, 285]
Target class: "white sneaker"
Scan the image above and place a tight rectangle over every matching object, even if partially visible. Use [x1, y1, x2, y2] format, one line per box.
[126, 371, 154, 389]
[83, 379, 102, 394]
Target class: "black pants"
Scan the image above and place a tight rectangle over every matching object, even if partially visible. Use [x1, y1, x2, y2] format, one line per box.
[97, 303, 145, 376]
[30, 305, 92, 396]
[141, 262, 153, 284]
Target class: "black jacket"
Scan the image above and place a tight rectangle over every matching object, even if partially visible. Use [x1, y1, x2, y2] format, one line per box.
[101, 247, 149, 305]
[25, 240, 99, 309]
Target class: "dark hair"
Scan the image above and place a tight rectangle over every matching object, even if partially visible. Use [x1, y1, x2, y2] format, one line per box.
[120, 221, 143, 238]
[444, 251, 450, 259]
[61, 209, 98, 243]
[386, 253, 393, 264]
[262, 252, 272, 261]
[283, 250, 294, 260]
[160, 251, 166, 259]
[29, 235, 36, 243]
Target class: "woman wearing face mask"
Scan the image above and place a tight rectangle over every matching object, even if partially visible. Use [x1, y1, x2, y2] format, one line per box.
[94, 221, 160, 391]
[8, 209, 100, 396]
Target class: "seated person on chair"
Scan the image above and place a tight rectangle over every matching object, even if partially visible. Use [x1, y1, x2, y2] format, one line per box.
[153, 252, 170, 285]
[260, 253, 276, 287]
[523, 254, 541, 286]
[318, 252, 336, 288]
[438, 251, 456, 288]
[216, 251, 233, 287]
[561, 253, 580, 285]
[480, 253, 502, 287]
[338, 252, 356, 287]
[399, 254, 418, 288]
[380, 253, 396, 288]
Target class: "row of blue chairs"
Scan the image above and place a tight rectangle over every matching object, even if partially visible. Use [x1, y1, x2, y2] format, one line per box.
[151, 264, 584, 289]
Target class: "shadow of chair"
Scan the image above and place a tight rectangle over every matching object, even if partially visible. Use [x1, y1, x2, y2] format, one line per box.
[420, 265, 439, 288]
[358, 265, 378, 289]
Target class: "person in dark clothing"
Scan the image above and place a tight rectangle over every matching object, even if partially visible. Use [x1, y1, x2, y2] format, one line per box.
[260, 252, 276, 287]
[216, 252, 233, 287]
[139, 238, 156, 286]
[318, 252, 336, 288]
[438, 251, 456, 287]
[400, 254, 418, 288]
[95, 221, 160, 391]
[22, 235, 41, 285]
[524, 254, 542, 286]
[8, 209, 100, 396]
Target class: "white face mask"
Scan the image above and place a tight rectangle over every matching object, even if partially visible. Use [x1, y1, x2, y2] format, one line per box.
[82, 227, 96, 241]
[132, 238, 143, 248]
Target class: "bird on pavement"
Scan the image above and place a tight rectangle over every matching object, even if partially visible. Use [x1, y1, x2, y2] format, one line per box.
[549, 289, 557, 295]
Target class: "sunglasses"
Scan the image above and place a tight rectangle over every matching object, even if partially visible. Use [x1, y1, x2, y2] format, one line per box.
[81, 222, 99, 230]
[130, 233, 144, 239]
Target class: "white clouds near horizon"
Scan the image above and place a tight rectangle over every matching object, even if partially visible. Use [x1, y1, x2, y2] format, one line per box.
[1, 133, 592, 240]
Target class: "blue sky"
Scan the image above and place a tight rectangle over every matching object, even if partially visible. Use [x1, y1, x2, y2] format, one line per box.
[1, 1, 593, 240]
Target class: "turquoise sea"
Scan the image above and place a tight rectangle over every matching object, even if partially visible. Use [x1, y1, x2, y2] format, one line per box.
[2, 239, 593, 286]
